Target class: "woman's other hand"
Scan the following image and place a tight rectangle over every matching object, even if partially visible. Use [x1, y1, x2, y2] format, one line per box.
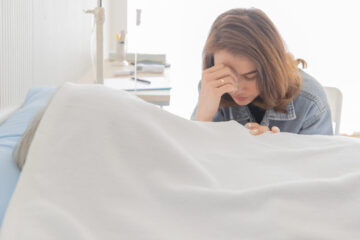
[195, 64, 238, 121]
[245, 122, 280, 135]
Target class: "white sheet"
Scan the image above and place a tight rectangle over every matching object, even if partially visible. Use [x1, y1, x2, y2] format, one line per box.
[2, 83, 360, 239]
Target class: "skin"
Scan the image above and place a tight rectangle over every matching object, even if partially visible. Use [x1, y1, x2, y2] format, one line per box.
[195, 50, 280, 135]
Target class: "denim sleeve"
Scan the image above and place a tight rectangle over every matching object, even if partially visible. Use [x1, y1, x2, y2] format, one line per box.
[299, 103, 333, 135]
[212, 108, 225, 121]
[190, 81, 202, 120]
[190, 106, 197, 120]
[190, 104, 225, 121]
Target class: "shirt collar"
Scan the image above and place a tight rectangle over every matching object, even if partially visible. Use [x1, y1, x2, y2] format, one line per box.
[266, 100, 296, 121]
[229, 100, 296, 122]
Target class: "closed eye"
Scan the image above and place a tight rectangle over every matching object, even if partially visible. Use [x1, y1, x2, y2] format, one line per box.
[243, 71, 257, 80]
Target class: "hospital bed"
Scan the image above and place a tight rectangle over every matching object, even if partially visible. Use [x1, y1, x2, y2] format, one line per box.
[0, 86, 56, 226]
[0, 83, 359, 239]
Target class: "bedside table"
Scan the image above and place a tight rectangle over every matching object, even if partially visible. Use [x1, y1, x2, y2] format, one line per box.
[78, 60, 171, 107]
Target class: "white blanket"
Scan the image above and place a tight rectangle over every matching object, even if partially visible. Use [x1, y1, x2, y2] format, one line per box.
[2, 83, 360, 239]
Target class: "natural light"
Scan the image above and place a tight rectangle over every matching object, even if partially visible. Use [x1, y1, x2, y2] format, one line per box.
[127, 0, 360, 134]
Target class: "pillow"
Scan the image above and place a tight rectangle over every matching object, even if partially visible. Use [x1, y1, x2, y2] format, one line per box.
[0, 86, 56, 226]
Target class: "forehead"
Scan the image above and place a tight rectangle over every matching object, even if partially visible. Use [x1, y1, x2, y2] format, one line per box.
[213, 50, 257, 75]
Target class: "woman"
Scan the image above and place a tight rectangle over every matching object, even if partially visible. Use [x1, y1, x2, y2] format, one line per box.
[191, 8, 333, 135]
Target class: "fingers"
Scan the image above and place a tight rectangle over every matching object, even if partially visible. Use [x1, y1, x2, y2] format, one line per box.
[245, 122, 280, 135]
[206, 74, 238, 97]
[205, 63, 228, 74]
[201, 64, 239, 99]
[203, 64, 238, 85]
[209, 67, 237, 83]
[271, 126, 280, 133]
[215, 83, 238, 97]
[212, 75, 237, 88]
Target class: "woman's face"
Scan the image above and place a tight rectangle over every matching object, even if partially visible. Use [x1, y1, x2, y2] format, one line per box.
[214, 50, 260, 106]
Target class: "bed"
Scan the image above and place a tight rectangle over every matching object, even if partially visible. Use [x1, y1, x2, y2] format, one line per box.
[0, 86, 56, 226]
[0, 83, 360, 239]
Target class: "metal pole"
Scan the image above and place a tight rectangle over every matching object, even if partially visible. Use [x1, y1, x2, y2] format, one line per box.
[96, 7, 104, 84]
[85, 3, 105, 84]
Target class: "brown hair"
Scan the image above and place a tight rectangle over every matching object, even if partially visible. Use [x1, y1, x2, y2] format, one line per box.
[203, 8, 305, 112]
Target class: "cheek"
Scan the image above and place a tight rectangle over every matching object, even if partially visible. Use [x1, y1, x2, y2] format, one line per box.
[240, 81, 259, 95]
[249, 82, 259, 96]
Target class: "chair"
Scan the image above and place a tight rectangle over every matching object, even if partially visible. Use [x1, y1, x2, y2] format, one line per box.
[324, 87, 343, 135]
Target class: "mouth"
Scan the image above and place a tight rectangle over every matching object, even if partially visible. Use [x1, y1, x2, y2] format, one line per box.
[234, 96, 248, 102]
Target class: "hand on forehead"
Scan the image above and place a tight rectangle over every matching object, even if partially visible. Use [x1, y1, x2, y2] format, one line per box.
[213, 50, 258, 79]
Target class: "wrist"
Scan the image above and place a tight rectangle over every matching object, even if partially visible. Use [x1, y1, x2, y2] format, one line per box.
[195, 111, 213, 122]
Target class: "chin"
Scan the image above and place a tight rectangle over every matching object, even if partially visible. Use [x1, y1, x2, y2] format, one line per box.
[235, 101, 252, 106]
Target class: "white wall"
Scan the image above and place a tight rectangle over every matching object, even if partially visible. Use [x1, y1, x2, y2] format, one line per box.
[0, 0, 95, 109]
[127, 0, 360, 134]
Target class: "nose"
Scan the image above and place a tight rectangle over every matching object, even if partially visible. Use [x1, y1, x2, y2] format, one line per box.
[234, 78, 246, 92]
[230, 84, 245, 95]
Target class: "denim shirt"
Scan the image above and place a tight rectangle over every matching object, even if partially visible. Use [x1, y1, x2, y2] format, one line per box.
[191, 70, 333, 135]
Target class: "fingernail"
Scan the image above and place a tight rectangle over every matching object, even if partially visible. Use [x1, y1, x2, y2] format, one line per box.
[245, 123, 252, 128]
[250, 129, 258, 134]
[272, 126, 280, 132]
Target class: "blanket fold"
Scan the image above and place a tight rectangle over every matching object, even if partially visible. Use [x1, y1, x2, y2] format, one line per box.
[1, 83, 360, 240]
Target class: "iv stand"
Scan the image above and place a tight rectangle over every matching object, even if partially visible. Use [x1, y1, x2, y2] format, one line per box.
[85, 0, 105, 84]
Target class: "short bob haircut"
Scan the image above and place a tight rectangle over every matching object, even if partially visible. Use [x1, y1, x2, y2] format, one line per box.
[203, 8, 306, 112]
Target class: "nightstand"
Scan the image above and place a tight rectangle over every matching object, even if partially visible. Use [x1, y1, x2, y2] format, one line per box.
[78, 60, 171, 107]
[103, 60, 171, 107]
